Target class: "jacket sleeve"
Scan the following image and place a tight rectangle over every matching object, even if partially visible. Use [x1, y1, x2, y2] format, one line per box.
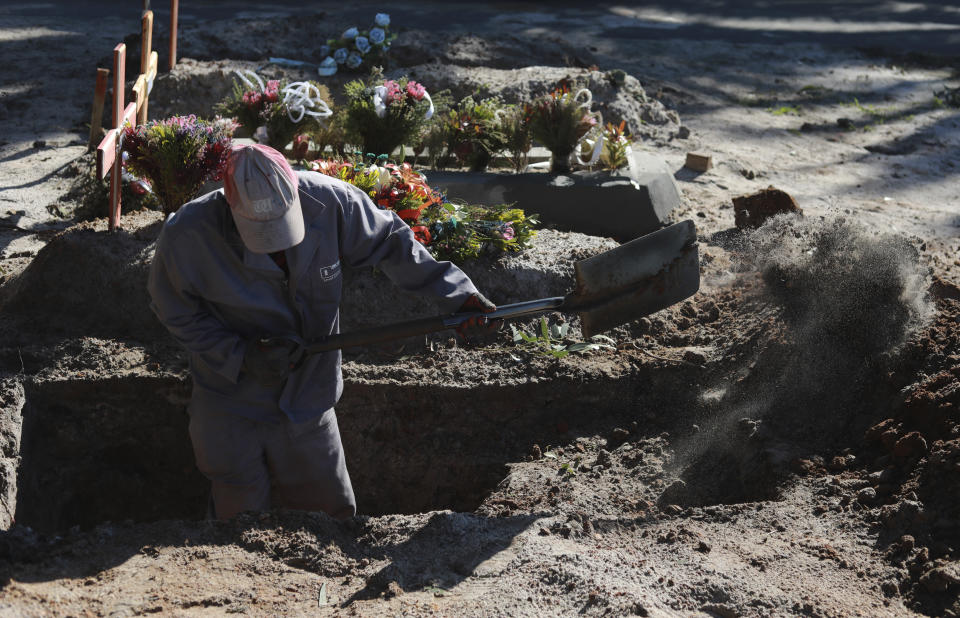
[148, 225, 246, 383]
[336, 185, 480, 313]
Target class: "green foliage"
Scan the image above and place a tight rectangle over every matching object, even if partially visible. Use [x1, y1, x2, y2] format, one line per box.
[214, 79, 263, 134]
[311, 158, 538, 264]
[511, 318, 616, 359]
[768, 105, 801, 116]
[599, 120, 630, 171]
[933, 85, 960, 107]
[443, 96, 506, 172]
[499, 104, 533, 173]
[418, 202, 538, 263]
[342, 68, 434, 157]
[529, 83, 599, 173]
[122, 115, 235, 214]
[308, 107, 349, 158]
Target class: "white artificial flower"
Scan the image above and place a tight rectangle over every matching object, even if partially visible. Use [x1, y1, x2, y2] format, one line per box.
[333, 47, 349, 64]
[372, 85, 388, 118]
[374, 13, 390, 27]
[317, 56, 338, 77]
[342, 27, 359, 40]
[366, 165, 391, 192]
[346, 52, 363, 69]
[354, 36, 371, 54]
[369, 27, 386, 45]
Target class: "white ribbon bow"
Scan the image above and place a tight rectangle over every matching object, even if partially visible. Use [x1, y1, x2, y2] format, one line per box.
[572, 88, 604, 166]
[234, 69, 265, 93]
[281, 81, 333, 123]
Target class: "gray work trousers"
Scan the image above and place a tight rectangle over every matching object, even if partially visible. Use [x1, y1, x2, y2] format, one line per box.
[188, 405, 357, 521]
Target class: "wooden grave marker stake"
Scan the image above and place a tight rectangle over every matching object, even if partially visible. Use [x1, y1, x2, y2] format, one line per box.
[169, 0, 179, 70]
[94, 43, 131, 231]
[88, 68, 110, 150]
[138, 10, 154, 124]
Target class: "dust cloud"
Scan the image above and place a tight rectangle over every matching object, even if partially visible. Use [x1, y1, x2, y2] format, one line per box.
[662, 215, 932, 507]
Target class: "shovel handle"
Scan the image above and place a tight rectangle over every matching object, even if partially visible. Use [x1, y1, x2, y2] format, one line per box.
[303, 297, 567, 354]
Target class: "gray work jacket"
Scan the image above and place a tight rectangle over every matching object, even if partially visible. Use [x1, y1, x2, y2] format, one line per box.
[148, 171, 479, 423]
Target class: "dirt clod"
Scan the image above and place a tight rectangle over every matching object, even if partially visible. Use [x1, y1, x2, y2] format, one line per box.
[733, 187, 803, 230]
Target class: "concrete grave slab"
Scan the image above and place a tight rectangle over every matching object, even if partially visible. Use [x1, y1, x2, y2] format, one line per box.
[425, 151, 681, 241]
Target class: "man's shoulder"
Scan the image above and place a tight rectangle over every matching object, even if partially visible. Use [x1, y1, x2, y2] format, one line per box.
[297, 170, 369, 209]
[160, 189, 226, 241]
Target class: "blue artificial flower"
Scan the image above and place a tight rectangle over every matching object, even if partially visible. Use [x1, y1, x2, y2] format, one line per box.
[317, 56, 338, 77]
[375, 13, 390, 27]
[354, 36, 371, 54]
[333, 47, 349, 64]
[369, 27, 386, 45]
[345, 51, 363, 69]
[342, 26, 359, 40]
[319, 44, 330, 58]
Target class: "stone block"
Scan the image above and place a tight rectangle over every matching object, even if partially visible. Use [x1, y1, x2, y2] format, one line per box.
[424, 151, 680, 240]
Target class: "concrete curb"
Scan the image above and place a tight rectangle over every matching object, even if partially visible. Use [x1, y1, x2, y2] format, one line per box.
[424, 152, 680, 240]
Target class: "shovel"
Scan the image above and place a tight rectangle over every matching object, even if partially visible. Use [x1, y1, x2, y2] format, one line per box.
[280, 219, 700, 354]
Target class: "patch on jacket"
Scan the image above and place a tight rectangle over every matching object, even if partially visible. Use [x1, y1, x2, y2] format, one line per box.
[318, 260, 341, 282]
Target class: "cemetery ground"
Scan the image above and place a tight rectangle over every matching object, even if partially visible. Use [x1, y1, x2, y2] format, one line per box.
[1, 2, 960, 616]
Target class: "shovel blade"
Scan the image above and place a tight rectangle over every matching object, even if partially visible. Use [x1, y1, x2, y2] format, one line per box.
[572, 220, 701, 338]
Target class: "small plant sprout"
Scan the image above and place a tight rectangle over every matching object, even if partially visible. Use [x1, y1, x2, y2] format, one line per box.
[511, 317, 616, 359]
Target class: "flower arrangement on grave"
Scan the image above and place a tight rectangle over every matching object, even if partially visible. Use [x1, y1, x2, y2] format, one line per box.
[599, 120, 631, 171]
[529, 82, 602, 173]
[342, 69, 435, 157]
[441, 96, 507, 172]
[215, 71, 333, 151]
[122, 115, 236, 214]
[306, 107, 349, 160]
[498, 103, 534, 173]
[317, 12, 397, 77]
[309, 156, 537, 263]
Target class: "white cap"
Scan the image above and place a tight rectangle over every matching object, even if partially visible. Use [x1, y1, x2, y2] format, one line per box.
[223, 144, 305, 254]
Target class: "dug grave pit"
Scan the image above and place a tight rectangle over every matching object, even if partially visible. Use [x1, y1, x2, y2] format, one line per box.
[9, 348, 704, 534]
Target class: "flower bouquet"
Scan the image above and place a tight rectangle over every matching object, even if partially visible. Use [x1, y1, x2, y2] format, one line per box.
[317, 12, 396, 77]
[122, 115, 236, 214]
[499, 103, 534, 173]
[598, 120, 631, 171]
[215, 71, 333, 151]
[342, 69, 435, 157]
[529, 82, 601, 173]
[309, 156, 537, 263]
[442, 96, 507, 172]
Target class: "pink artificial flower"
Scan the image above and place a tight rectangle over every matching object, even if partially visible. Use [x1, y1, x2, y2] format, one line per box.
[383, 80, 403, 105]
[264, 80, 280, 103]
[502, 225, 515, 241]
[242, 90, 262, 109]
[406, 80, 426, 101]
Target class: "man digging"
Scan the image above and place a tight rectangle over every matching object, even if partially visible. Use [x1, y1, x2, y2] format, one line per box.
[148, 144, 496, 520]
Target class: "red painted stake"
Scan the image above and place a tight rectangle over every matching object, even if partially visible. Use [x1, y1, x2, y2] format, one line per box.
[109, 43, 126, 231]
[169, 0, 178, 70]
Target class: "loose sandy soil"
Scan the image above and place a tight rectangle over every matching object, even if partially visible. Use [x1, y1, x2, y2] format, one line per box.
[0, 3, 959, 617]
